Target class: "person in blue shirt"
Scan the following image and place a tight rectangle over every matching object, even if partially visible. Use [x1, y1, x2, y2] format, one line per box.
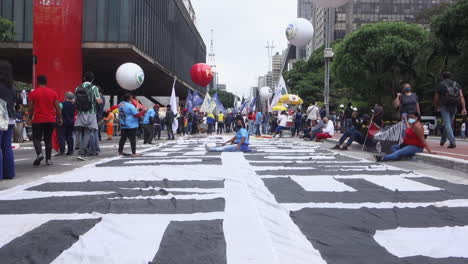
[205, 119, 252, 152]
[255, 111, 263, 136]
[118, 94, 141, 156]
[142, 105, 157, 144]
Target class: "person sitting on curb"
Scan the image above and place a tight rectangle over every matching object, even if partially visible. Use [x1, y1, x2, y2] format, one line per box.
[376, 112, 435, 162]
[315, 117, 335, 141]
[205, 119, 252, 152]
[332, 113, 370, 150]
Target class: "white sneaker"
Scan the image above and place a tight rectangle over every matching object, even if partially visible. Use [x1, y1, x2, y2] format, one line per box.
[204, 144, 211, 152]
[76, 155, 88, 161]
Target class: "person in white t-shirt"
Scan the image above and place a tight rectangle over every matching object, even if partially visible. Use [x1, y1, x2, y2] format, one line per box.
[315, 117, 335, 141]
[306, 102, 320, 126]
[272, 111, 288, 138]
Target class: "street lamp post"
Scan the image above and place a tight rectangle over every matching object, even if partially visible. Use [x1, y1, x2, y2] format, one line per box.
[324, 8, 333, 117]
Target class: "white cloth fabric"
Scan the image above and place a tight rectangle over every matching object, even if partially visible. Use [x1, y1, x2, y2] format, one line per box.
[322, 121, 335, 136]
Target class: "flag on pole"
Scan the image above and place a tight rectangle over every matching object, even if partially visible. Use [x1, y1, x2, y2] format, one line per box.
[200, 93, 212, 113]
[270, 76, 287, 110]
[170, 79, 178, 133]
[213, 93, 226, 114]
[250, 97, 258, 112]
[191, 92, 204, 107]
[186, 90, 193, 112]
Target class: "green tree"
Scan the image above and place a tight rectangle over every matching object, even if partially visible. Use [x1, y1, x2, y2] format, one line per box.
[431, 0, 468, 86]
[0, 16, 14, 42]
[209, 90, 237, 108]
[332, 22, 429, 109]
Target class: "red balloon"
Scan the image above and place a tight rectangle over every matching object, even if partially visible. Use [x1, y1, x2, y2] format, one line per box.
[190, 63, 214, 87]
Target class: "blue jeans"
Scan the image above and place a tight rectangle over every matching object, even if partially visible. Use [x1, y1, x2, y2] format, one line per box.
[383, 144, 423, 161]
[262, 123, 269, 134]
[440, 105, 457, 144]
[248, 120, 255, 134]
[0, 125, 15, 179]
[339, 128, 364, 146]
[255, 124, 261, 136]
[208, 144, 252, 152]
[78, 127, 96, 156]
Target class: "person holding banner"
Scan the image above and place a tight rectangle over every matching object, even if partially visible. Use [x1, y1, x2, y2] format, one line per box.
[205, 119, 252, 152]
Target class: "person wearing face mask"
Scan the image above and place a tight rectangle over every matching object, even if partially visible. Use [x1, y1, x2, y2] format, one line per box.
[393, 83, 420, 119]
[205, 119, 252, 152]
[375, 112, 434, 162]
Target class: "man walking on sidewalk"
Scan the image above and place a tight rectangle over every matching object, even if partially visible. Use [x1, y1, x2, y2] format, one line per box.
[28, 75, 62, 166]
[434, 72, 467, 149]
[74, 72, 103, 161]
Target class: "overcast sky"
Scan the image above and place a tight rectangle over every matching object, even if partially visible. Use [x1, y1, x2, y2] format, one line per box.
[191, 0, 296, 97]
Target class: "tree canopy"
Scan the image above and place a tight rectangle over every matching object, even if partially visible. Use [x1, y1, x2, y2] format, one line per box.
[0, 16, 14, 42]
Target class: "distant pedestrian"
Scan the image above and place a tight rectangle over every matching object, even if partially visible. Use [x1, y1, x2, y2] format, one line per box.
[166, 105, 175, 140]
[142, 105, 157, 144]
[262, 112, 270, 134]
[0, 59, 16, 179]
[272, 111, 288, 138]
[394, 83, 420, 119]
[74, 72, 102, 161]
[434, 72, 467, 148]
[57, 92, 75, 156]
[343, 102, 353, 131]
[103, 110, 115, 140]
[217, 111, 225, 134]
[28, 75, 62, 166]
[306, 102, 320, 126]
[247, 111, 256, 135]
[225, 113, 234, 133]
[118, 94, 141, 156]
[255, 110, 263, 136]
[293, 109, 303, 137]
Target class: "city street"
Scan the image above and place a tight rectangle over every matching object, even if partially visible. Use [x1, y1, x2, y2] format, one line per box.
[1, 136, 468, 263]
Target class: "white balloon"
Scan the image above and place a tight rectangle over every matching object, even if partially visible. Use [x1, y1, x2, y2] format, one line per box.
[311, 0, 349, 8]
[259, 86, 272, 101]
[286, 18, 315, 47]
[116, 63, 145, 91]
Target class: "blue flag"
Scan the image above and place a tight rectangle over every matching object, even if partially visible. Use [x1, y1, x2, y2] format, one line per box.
[186, 90, 193, 112]
[213, 93, 226, 114]
[240, 99, 249, 113]
[191, 92, 204, 107]
[250, 97, 258, 111]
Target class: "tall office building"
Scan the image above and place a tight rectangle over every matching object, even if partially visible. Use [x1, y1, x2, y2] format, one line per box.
[271, 52, 283, 87]
[306, 0, 455, 58]
[265, 71, 273, 89]
[258, 76, 266, 88]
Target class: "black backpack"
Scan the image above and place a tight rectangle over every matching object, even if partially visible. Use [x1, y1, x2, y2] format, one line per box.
[75, 83, 92, 112]
[444, 81, 461, 104]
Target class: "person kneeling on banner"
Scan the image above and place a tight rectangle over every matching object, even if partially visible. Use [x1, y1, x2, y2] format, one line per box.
[332, 113, 370, 150]
[376, 112, 434, 162]
[315, 117, 335, 141]
[205, 119, 252, 152]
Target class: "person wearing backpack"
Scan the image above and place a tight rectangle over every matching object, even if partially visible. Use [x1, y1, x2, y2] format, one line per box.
[434, 72, 467, 149]
[0, 59, 16, 179]
[74, 72, 103, 161]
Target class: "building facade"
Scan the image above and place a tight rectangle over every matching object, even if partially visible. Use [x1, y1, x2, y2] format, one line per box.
[271, 52, 283, 88]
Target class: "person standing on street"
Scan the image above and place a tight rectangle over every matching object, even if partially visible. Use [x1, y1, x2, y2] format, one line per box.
[225, 113, 234, 133]
[74, 72, 102, 161]
[166, 105, 175, 140]
[217, 111, 225, 134]
[28, 75, 62, 166]
[57, 92, 75, 156]
[262, 111, 270, 135]
[118, 94, 141, 156]
[394, 83, 420, 119]
[434, 72, 467, 149]
[142, 105, 157, 144]
[255, 110, 263, 137]
[0, 59, 16, 179]
[343, 102, 354, 131]
[103, 110, 115, 140]
[293, 109, 303, 137]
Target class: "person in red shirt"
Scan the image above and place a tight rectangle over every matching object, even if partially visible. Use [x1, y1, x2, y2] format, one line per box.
[376, 112, 434, 162]
[28, 75, 62, 166]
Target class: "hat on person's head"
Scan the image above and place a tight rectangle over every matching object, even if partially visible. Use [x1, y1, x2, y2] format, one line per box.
[361, 114, 370, 121]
